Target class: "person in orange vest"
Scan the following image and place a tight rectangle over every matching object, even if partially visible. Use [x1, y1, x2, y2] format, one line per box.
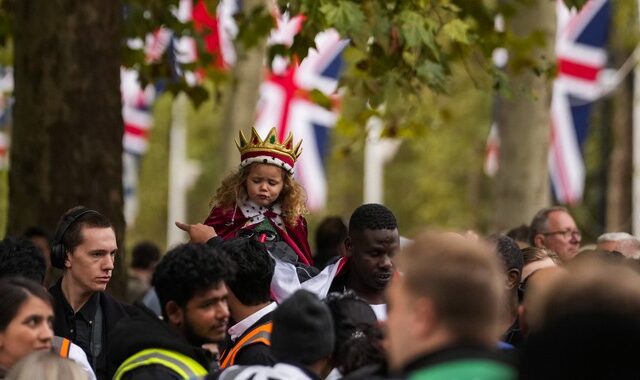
[208, 290, 335, 380]
[218, 238, 276, 368]
[0, 236, 96, 380]
[107, 243, 236, 380]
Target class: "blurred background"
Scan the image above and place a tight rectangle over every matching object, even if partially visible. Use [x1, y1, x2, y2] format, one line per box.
[0, 0, 635, 294]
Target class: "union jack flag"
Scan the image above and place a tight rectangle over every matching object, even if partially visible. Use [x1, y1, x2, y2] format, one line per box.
[255, 20, 348, 211]
[549, 0, 610, 204]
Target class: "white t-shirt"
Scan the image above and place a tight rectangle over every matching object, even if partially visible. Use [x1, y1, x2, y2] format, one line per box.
[370, 303, 387, 322]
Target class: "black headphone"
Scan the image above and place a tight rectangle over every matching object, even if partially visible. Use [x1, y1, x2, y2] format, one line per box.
[50, 207, 101, 269]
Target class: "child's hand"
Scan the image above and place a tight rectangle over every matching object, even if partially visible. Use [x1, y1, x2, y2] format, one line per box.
[175, 221, 217, 243]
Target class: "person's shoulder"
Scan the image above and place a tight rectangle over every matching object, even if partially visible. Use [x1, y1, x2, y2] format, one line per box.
[67, 342, 97, 380]
[234, 343, 275, 367]
[100, 292, 138, 317]
[118, 363, 185, 380]
[214, 364, 313, 380]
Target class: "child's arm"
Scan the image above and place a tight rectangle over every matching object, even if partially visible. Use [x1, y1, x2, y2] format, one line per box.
[175, 221, 217, 243]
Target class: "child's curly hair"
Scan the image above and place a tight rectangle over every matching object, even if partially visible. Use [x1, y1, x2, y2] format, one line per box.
[212, 163, 308, 226]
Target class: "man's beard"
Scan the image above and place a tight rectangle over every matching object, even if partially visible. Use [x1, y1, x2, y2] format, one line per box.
[182, 316, 223, 347]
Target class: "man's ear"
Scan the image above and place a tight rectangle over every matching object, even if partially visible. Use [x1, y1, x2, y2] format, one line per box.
[412, 297, 437, 338]
[506, 269, 521, 290]
[344, 236, 353, 257]
[165, 301, 184, 327]
[533, 234, 546, 248]
[64, 251, 72, 269]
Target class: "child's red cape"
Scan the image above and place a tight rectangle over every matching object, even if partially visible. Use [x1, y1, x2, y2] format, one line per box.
[204, 206, 314, 266]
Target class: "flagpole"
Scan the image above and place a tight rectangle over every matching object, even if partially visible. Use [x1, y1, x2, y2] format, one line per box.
[633, 0, 640, 234]
[363, 116, 401, 204]
[166, 93, 201, 248]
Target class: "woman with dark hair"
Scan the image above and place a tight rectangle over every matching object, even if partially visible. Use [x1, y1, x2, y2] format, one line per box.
[0, 277, 54, 378]
[324, 291, 387, 379]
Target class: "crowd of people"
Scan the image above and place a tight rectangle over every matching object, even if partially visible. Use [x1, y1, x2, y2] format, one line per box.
[1, 128, 639, 379]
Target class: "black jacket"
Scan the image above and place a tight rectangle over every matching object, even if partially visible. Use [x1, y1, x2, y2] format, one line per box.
[50, 281, 135, 380]
[106, 305, 213, 380]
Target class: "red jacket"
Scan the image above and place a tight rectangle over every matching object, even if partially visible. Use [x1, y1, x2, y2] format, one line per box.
[204, 206, 313, 266]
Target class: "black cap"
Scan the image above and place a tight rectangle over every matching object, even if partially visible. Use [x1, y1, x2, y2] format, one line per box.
[271, 289, 335, 365]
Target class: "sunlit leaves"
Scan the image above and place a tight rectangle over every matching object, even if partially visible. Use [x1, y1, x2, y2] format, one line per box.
[319, 2, 365, 36]
[112, 0, 560, 133]
[397, 11, 433, 49]
[442, 19, 470, 44]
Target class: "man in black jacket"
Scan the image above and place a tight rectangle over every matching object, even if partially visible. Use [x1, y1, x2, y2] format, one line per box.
[328, 203, 400, 321]
[218, 238, 276, 368]
[48, 206, 135, 380]
[108, 243, 236, 380]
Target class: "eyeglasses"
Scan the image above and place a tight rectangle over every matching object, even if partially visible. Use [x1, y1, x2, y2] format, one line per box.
[542, 229, 581, 240]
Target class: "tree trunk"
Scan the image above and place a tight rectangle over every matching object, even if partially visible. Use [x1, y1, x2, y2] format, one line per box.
[605, 17, 633, 232]
[492, 1, 555, 232]
[220, 0, 268, 173]
[10, 0, 126, 297]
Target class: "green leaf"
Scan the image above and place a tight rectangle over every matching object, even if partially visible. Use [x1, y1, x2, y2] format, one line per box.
[235, 5, 274, 50]
[184, 86, 210, 109]
[442, 19, 471, 44]
[440, 0, 461, 13]
[319, 2, 365, 34]
[416, 61, 447, 92]
[308, 89, 333, 110]
[397, 11, 431, 48]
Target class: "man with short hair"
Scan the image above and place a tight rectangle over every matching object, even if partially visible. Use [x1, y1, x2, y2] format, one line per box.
[218, 238, 276, 368]
[210, 290, 335, 380]
[520, 257, 640, 378]
[313, 216, 348, 270]
[22, 226, 57, 285]
[0, 235, 47, 283]
[108, 243, 236, 380]
[49, 206, 133, 380]
[597, 232, 640, 259]
[386, 231, 515, 379]
[489, 234, 524, 348]
[529, 206, 581, 262]
[126, 240, 161, 303]
[329, 204, 400, 321]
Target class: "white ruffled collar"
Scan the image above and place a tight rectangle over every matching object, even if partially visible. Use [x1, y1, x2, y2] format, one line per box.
[236, 197, 286, 229]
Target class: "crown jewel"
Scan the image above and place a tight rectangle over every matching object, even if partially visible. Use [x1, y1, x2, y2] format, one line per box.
[236, 127, 302, 175]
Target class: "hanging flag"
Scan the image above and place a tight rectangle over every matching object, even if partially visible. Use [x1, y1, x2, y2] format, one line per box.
[255, 16, 348, 211]
[121, 67, 157, 226]
[122, 68, 156, 156]
[484, 14, 507, 177]
[549, 0, 610, 204]
[171, 0, 238, 85]
[123, 0, 238, 225]
[0, 67, 13, 169]
[484, 123, 500, 177]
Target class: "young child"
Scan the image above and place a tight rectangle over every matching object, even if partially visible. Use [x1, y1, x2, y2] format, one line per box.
[202, 127, 314, 266]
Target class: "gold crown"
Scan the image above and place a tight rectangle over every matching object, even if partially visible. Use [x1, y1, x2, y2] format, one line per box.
[236, 127, 303, 169]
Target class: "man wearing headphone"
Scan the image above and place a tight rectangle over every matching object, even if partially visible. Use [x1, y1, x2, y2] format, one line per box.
[49, 206, 134, 380]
